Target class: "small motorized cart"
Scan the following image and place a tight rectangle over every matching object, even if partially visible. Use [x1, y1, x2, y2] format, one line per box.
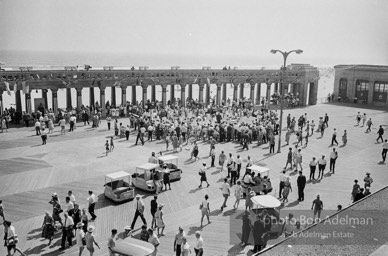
[104, 171, 135, 203]
[157, 155, 182, 181]
[250, 195, 285, 238]
[132, 163, 161, 192]
[109, 237, 155, 256]
[242, 165, 271, 195]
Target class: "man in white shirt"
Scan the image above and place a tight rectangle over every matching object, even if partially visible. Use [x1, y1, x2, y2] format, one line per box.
[87, 190, 97, 221]
[131, 195, 147, 229]
[69, 115, 76, 132]
[64, 196, 74, 214]
[35, 120, 41, 135]
[194, 231, 204, 256]
[59, 117, 66, 135]
[329, 148, 338, 174]
[60, 212, 74, 249]
[3, 220, 26, 256]
[220, 178, 230, 211]
[309, 157, 318, 180]
[226, 153, 234, 178]
[235, 155, 242, 178]
[68, 190, 76, 204]
[317, 156, 327, 179]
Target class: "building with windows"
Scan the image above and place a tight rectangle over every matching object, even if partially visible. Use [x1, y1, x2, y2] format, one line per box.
[334, 65, 388, 106]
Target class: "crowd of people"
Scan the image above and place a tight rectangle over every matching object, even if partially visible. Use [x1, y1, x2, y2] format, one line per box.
[1, 95, 386, 255]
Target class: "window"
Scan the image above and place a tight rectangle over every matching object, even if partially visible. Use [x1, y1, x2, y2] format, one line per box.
[373, 82, 388, 102]
[355, 80, 369, 100]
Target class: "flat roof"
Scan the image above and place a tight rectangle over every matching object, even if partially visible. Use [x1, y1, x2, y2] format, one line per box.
[247, 165, 270, 173]
[136, 163, 159, 171]
[105, 171, 130, 180]
[251, 195, 281, 208]
[158, 155, 179, 161]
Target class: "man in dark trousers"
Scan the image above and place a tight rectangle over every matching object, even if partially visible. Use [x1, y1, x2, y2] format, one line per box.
[297, 171, 307, 201]
[377, 125, 384, 143]
[251, 214, 265, 253]
[131, 195, 147, 230]
[329, 148, 338, 174]
[324, 113, 329, 128]
[150, 196, 158, 228]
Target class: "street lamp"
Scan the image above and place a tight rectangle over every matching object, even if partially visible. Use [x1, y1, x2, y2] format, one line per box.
[270, 49, 303, 153]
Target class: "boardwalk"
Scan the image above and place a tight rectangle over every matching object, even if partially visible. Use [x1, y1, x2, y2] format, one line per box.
[0, 104, 387, 256]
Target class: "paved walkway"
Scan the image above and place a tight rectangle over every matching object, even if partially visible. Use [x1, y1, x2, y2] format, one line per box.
[0, 104, 387, 256]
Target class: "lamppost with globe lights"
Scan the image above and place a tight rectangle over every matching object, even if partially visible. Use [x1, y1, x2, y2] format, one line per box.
[270, 49, 303, 153]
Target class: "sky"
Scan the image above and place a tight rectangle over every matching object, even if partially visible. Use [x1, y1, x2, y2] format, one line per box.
[0, 0, 388, 67]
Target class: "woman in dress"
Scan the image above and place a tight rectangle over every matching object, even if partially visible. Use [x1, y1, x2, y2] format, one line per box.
[172, 133, 179, 152]
[48, 119, 54, 134]
[233, 181, 242, 209]
[200, 194, 210, 227]
[181, 236, 191, 256]
[81, 208, 88, 233]
[155, 204, 165, 236]
[192, 141, 199, 161]
[282, 177, 292, 203]
[219, 151, 226, 171]
[245, 187, 254, 211]
[41, 211, 55, 245]
[75, 222, 85, 256]
[351, 179, 360, 202]
[49, 193, 63, 228]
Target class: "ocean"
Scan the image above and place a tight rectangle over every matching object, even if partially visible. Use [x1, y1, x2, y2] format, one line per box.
[0, 50, 334, 111]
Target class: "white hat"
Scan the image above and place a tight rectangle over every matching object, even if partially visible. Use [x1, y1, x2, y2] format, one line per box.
[87, 225, 95, 232]
[76, 222, 84, 228]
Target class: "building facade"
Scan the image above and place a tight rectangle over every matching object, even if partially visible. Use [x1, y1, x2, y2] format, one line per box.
[334, 65, 388, 106]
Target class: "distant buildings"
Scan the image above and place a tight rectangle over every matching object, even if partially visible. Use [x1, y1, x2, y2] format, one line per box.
[334, 65, 388, 106]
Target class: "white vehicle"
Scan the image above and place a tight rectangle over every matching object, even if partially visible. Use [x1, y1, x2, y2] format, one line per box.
[157, 155, 182, 181]
[104, 171, 135, 203]
[132, 163, 161, 192]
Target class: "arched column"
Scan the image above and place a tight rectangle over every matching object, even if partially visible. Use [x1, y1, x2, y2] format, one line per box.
[42, 89, 48, 109]
[188, 84, 193, 99]
[205, 82, 211, 106]
[100, 86, 106, 117]
[25, 90, 32, 114]
[216, 83, 222, 106]
[51, 89, 58, 114]
[16, 89, 22, 113]
[142, 83, 148, 108]
[89, 87, 95, 107]
[180, 84, 186, 107]
[132, 85, 137, 105]
[170, 84, 175, 102]
[256, 83, 261, 104]
[239, 83, 244, 100]
[233, 83, 238, 101]
[222, 83, 227, 103]
[66, 88, 72, 109]
[76, 88, 82, 111]
[198, 83, 205, 103]
[162, 84, 167, 107]
[111, 86, 116, 107]
[121, 85, 127, 105]
[250, 83, 255, 103]
[151, 85, 156, 103]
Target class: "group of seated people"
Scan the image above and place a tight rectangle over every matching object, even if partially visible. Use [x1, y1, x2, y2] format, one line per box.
[241, 169, 272, 195]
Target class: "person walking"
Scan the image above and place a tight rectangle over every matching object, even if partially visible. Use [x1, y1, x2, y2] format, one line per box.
[87, 191, 97, 221]
[281, 177, 292, 204]
[269, 133, 275, 153]
[60, 212, 74, 249]
[251, 215, 265, 253]
[297, 171, 306, 201]
[155, 204, 165, 236]
[110, 137, 114, 152]
[125, 125, 130, 140]
[323, 113, 329, 128]
[279, 171, 287, 199]
[331, 128, 339, 146]
[0, 200, 5, 221]
[162, 165, 171, 190]
[295, 149, 303, 172]
[194, 231, 204, 256]
[233, 181, 242, 209]
[382, 139, 388, 163]
[198, 163, 210, 188]
[105, 140, 110, 156]
[363, 172, 373, 189]
[3, 220, 26, 256]
[220, 178, 231, 211]
[311, 195, 323, 222]
[131, 195, 147, 230]
[351, 180, 360, 202]
[317, 155, 327, 179]
[362, 113, 367, 126]
[309, 157, 317, 180]
[219, 151, 226, 171]
[226, 153, 234, 178]
[200, 195, 210, 227]
[329, 148, 338, 174]
[85, 225, 100, 256]
[356, 112, 361, 126]
[147, 195, 156, 229]
[41, 211, 55, 245]
[365, 118, 373, 133]
[210, 146, 216, 167]
[75, 222, 85, 256]
[377, 125, 384, 142]
[173, 227, 186, 256]
[342, 130, 347, 146]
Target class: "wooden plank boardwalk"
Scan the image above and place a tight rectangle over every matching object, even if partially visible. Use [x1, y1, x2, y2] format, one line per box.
[0, 104, 387, 255]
